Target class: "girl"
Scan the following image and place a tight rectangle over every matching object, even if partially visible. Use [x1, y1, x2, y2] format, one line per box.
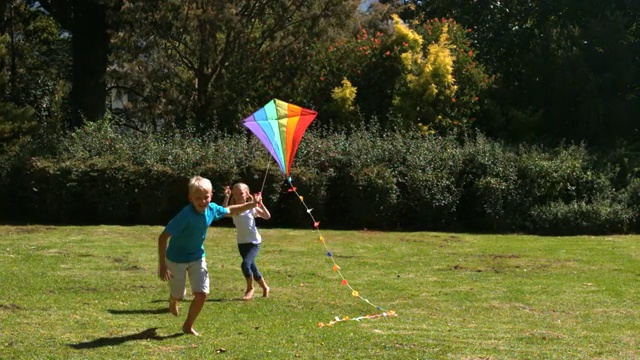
[224, 183, 271, 300]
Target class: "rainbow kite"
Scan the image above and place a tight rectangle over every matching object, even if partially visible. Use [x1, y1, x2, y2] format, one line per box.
[243, 99, 397, 327]
[242, 99, 318, 177]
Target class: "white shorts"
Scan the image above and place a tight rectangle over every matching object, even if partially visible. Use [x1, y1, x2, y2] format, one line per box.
[165, 258, 210, 299]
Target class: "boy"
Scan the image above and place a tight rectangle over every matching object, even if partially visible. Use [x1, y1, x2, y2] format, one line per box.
[158, 176, 259, 336]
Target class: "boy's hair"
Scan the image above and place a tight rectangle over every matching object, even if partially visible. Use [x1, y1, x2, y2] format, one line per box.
[188, 176, 213, 194]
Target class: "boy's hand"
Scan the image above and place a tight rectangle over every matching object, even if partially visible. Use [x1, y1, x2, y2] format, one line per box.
[224, 186, 231, 197]
[159, 263, 171, 281]
[245, 194, 258, 208]
[254, 192, 263, 207]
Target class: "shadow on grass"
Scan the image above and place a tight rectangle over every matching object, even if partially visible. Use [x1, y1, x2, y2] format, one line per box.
[207, 297, 244, 303]
[68, 328, 184, 349]
[151, 298, 243, 303]
[107, 308, 170, 315]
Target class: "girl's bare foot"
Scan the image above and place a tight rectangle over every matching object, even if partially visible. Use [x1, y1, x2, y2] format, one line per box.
[182, 325, 199, 336]
[257, 279, 270, 298]
[243, 288, 254, 301]
[169, 298, 179, 316]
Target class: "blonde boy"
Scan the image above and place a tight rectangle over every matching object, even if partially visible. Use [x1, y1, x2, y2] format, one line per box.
[158, 176, 259, 335]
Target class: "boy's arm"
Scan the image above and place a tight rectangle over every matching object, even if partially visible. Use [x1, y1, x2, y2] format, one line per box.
[158, 230, 171, 281]
[226, 194, 258, 215]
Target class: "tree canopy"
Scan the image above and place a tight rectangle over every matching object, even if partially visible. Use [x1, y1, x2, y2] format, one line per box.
[0, 0, 638, 148]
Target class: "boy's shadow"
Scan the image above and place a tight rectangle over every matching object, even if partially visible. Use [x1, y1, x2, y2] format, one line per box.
[207, 297, 244, 303]
[151, 298, 243, 303]
[68, 328, 184, 349]
[107, 308, 170, 315]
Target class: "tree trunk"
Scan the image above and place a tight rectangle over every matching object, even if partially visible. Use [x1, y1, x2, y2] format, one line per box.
[193, 73, 212, 133]
[0, 0, 8, 32]
[69, 0, 109, 127]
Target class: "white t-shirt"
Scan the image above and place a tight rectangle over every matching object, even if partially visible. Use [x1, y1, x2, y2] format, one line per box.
[232, 209, 262, 244]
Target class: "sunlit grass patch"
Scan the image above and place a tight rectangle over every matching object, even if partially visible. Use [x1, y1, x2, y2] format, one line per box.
[0, 226, 638, 359]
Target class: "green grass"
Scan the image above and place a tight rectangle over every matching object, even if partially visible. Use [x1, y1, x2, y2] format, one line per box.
[0, 225, 638, 359]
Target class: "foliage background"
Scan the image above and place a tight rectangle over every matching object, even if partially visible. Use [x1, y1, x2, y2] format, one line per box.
[1, 120, 636, 235]
[1, 1, 639, 235]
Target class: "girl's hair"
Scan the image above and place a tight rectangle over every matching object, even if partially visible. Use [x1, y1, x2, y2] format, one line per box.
[188, 176, 212, 194]
[228, 182, 249, 206]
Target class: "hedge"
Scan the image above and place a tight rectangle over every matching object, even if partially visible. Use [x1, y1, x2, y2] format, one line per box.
[0, 121, 636, 235]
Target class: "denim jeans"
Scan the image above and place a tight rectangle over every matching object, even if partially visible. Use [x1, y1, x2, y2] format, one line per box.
[238, 243, 262, 281]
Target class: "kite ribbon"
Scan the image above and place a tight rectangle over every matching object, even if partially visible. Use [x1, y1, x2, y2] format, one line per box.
[286, 177, 397, 327]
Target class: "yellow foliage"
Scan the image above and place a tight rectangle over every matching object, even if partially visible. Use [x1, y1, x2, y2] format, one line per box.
[428, 83, 438, 98]
[331, 78, 357, 112]
[417, 123, 435, 136]
[391, 14, 423, 51]
[393, 19, 458, 124]
[423, 24, 457, 97]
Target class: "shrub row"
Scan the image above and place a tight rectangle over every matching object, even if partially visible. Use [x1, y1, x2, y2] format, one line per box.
[1, 121, 637, 235]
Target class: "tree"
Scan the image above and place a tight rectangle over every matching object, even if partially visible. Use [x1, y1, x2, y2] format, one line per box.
[306, 10, 491, 134]
[36, 0, 120, 128]
[401, 0, 640, 147]
[0, 1, 70, 150]
[0, 33, 36, 149]
[110, 0, 360, 133]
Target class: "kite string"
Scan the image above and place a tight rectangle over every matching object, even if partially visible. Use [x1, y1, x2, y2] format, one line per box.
[286, 179, 397, 327]
[259, 157, 271, 195]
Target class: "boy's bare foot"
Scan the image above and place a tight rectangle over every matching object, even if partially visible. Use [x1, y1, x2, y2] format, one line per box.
[243, 288, 254, 301]
[169, 298, 179, 316]
[182, 325, 199, 336]
[262, 286, 270, 298]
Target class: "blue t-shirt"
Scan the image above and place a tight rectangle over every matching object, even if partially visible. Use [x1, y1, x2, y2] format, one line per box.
[164, 203, 230, 263]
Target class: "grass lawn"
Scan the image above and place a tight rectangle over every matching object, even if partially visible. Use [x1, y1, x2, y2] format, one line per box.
[0, 225, 638, 359]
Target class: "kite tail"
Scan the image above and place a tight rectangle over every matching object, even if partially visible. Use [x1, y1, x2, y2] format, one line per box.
[286, 177, 398, 327]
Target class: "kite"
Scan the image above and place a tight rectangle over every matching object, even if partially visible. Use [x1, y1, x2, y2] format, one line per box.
[243, 99, 397, 327]
[242, 99, 317, 177]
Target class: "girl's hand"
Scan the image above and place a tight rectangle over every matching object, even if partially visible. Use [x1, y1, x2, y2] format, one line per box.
[254, 192, 263, 206]
[224, 186, 231, 197]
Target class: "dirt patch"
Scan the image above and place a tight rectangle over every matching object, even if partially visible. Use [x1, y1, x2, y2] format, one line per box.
[0, 303, 23, 311]
[441, 235, 465, 242]
[452, 264, 485, 272]
[488, 254, 521, 259]
[131, 284, 154, 290]
[358, 229, 383, 235]
[333, 254, 355, 259]
[399, 237, 423, 243]
[4, 226, 57, 235]
[65, 286, 98, 293]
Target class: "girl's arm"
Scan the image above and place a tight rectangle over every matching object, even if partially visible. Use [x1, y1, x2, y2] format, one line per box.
[222, 186, 231, 207]
[222, 186, 233, 217]
[255, 193, 271, 220]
